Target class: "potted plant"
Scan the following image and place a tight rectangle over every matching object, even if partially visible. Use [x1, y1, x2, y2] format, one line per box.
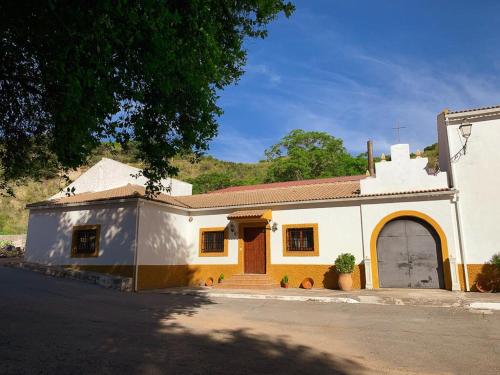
[205, 277, 214, 287]
[281, 275, 289, 288]
[335, 253, 356, 291]
[218, 273, 225, 284]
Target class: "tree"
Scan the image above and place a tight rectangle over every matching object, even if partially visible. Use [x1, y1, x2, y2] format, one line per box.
[0, 1, 294, 195]
[187, 172, 236, 194]
[265, 129, 366, 182]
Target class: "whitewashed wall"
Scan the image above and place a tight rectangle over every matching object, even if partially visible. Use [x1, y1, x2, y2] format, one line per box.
[25, 202, 138, 265]
[51, 158, 192, 199]
[271, 204, 364, 265]
[136, 202, 238, 265]
[441, 114, 500, 263]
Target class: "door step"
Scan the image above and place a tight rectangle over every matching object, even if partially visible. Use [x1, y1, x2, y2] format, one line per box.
[214, 274, 279, 290]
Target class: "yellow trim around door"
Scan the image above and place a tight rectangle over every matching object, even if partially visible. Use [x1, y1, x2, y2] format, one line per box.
[370, 210, 451, 290]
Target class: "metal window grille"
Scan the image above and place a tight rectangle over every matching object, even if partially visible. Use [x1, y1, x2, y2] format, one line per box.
[76, 229, 97, 254]
[286, 228, 314, 251]
[202, 231, 224, 253]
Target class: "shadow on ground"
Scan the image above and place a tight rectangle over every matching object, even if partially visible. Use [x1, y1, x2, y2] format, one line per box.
[0, 267, 365, 374]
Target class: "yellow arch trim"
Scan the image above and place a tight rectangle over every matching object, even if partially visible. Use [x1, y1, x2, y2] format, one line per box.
[370, 210, 451, 290]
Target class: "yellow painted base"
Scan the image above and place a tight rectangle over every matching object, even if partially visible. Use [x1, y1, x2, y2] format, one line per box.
[137, 264, 241, 290]
[63, 265, 134, 278]
[458, 263, 498, 291]
[269, 265, 364, 289]
[136, 264, 364, 290]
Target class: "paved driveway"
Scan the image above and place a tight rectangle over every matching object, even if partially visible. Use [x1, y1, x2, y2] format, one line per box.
[1, 267, 499, 374]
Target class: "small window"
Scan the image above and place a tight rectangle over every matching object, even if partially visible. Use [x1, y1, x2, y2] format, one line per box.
[199, 227, 228, 256]
[282, 224, 319, 256]
[71, 225, 100, 257]
[287, 228, 314, 251]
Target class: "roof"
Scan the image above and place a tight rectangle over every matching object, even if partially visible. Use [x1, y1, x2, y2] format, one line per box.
[210, 175, 366, 193]
[227, 209, 272, 220]
[28, 180, 454, 211]
[447, 105, 500, 115]
[28, 184, 190, 209]
[179, 180, 361, 208]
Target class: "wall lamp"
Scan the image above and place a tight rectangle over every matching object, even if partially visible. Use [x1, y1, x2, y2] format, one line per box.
[451, 122, 473, 162]
[270, 221, 278, 232]
[459, 123, 472, 140]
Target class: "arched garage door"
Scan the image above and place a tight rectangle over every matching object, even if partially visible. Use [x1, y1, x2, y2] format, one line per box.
[376, 217, 444, 288]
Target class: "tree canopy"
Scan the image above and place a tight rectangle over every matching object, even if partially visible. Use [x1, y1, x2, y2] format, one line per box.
[265, 129, 367, 182]
[0, 0, 294, 195]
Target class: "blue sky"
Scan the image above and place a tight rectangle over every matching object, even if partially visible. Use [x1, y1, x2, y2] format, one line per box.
[208, 0, 500, 162]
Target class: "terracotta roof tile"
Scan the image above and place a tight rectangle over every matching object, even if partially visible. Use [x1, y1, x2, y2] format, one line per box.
[210, 175, 367, 193]
[227, 209, 270, 219]
[28, 182, 453, 210]
[448, 104, 500, 114]
[27, 184, 189, 208]
[179, 180, 361, 208]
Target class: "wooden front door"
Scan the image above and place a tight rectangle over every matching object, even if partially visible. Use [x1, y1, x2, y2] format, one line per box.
[244, 226, 266, 274]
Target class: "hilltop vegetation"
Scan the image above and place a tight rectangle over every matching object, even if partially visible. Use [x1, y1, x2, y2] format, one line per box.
[0, 131, 438, 234]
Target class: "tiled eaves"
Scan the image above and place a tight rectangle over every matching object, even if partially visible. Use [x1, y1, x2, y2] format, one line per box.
[28, 184, 455, 212]
[448, 104, 500, 114]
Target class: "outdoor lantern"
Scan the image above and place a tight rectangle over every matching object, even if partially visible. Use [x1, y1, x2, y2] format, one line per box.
[230, 222, 236, 234]
[271, 221, 278, 232]
[459, 123, 472, 139]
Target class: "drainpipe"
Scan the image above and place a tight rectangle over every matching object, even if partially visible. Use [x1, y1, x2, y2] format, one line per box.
[133, 200, 142, 292]
[446, 115, 470, 291]
[452, 195, 470, 291]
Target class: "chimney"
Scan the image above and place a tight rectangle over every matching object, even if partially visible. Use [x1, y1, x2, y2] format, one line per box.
[367, 140, 375, 176]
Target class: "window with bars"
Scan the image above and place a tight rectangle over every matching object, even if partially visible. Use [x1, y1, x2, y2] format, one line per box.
[71, 225, 100, 257]
[286, 227, 315, 251]
[201, 230, 225, 253]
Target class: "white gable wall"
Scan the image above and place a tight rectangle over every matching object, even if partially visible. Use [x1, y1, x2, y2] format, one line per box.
[361, 144, 448, 195]
[439, 111, 500, 264]
[51, 158, 192, 199]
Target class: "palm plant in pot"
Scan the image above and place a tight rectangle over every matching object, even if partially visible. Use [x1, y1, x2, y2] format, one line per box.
[334, 253, 356, 291]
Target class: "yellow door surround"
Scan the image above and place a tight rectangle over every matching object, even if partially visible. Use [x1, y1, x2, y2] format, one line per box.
[369, 210, 452, 290]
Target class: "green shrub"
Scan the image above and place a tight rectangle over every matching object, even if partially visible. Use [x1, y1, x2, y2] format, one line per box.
[334, 253, 356, 274]
[281, 275, 289, 284]
[492, 253, 500, 270]
[219, 273, 225, 281]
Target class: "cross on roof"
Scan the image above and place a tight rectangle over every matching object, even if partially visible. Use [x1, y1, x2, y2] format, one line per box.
[392, 123, 406, 143]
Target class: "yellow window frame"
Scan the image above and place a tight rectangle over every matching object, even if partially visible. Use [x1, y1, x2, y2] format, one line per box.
[199, 227, 228, 257]
[282, 223, 319, 257]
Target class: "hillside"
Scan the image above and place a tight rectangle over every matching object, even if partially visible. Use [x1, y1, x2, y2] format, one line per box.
[0, 142, 438, 235]
[0, 144, 270, 235]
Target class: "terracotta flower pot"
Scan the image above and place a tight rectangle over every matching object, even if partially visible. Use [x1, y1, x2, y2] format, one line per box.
[205, 277, 214, 287]
[338, 273, 353, 291]
[281, 282, 289, 288]
[301, 277, 314, 289]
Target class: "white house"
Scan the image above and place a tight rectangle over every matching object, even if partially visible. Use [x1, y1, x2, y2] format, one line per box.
[50, 157, 193, 199]
[25, 105, 500, 291]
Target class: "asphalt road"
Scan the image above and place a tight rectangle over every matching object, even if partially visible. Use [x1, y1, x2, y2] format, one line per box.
[1, 267, 499, 375]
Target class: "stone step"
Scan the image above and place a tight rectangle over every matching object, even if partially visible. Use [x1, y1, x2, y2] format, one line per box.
[215, 282, 279, 290]
[214, 273, 279, 290]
